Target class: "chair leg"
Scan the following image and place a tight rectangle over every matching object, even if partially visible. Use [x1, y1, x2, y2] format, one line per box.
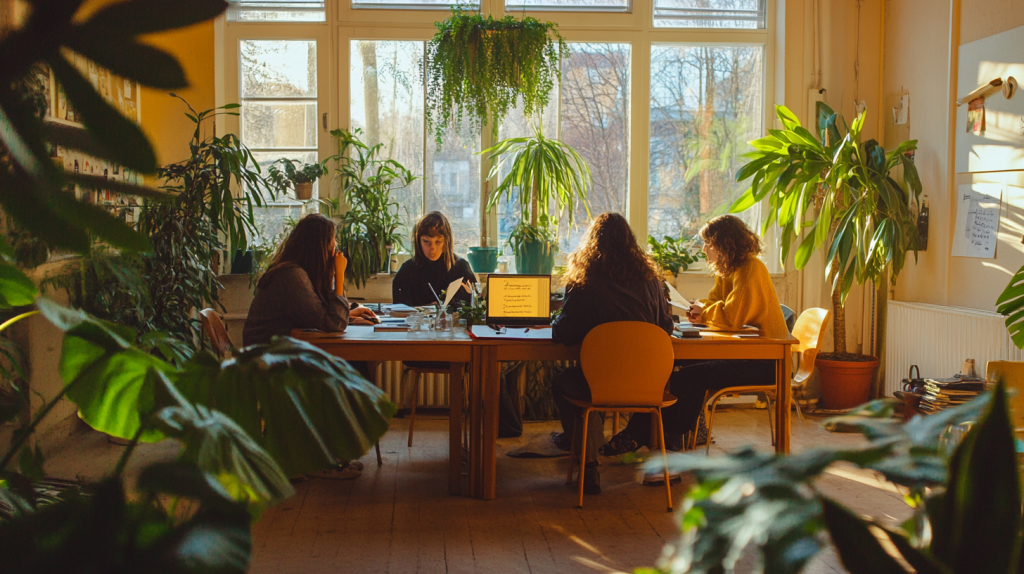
[793, 396, 805, 421]
[407, 370, 419, 448]
[577, 408, 591, 509]
[566, 416, 580, 485]
[375, 441, 383, 466]
[655, 409, 673, 512]
[705, 400, 719, 456]
[764, 392, 775, 446]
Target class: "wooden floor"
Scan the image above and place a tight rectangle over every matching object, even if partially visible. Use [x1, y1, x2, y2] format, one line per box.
[39, 405, 912, 573]
[244, 408, 911, 574]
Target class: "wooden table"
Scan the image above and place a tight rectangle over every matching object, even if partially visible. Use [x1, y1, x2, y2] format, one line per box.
[295, 327, 796, 500]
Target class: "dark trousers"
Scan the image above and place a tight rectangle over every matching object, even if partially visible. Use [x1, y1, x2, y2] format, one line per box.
[552, 367, 604, 463]
[624, 359, 776, 443]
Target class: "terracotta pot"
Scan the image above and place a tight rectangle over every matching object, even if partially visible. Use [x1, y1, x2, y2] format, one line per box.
[817, 356, 879, 409]
[295, 182, 313, 200]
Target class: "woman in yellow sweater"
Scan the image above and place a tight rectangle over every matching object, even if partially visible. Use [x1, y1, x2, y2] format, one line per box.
[602, 214, 788, 454]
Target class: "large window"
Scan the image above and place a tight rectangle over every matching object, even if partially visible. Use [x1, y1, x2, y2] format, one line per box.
[648, 44, 763, 240]
[223, 0, 776, 271]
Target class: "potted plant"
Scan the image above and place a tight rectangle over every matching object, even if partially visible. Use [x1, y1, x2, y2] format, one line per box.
[267, 158, 330, 201]
[731, 103, 921, 408]
[648, 234, 705, 280]
[330, 128, 417, 288]
[479, 125, 592, 275]
[426, 8, 567, 146]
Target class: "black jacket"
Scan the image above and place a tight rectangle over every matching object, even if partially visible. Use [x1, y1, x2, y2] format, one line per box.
[552, 273, 673, 346]
[392, 257, 476, 309]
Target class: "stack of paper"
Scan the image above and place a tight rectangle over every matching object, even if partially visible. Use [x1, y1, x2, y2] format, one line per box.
[918, 377, 987, 413]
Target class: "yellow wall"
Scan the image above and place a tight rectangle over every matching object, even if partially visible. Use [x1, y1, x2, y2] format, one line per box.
[887, 0, 1024, 312]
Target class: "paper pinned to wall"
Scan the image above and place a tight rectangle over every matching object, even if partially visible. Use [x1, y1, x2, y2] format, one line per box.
[952, 183, 1003, 258]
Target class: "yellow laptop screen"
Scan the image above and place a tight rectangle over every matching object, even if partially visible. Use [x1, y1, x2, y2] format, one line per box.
[486, 275, 551, 325]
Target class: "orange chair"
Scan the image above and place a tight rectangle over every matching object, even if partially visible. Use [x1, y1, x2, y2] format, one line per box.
[566, 321, 676, 510]
[692, 307, 830, 452]
[199, 308, 234, 359]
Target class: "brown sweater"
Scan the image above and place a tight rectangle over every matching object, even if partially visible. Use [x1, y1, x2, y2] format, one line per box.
[243, 264, 351, 346]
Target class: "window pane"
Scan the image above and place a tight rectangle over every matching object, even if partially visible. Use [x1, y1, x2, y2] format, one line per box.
[350, 40, 425, 249]
[228, 1, 325, 22]
[505, 0, 628, 11]
[241, 40, 317, 97]
[242, 101, 317, 149]
[558, 42, 630, 252]
[426, 125, 481, 257]
[352, 0, 478, 9]
[648, 45, 763, 241]
[654, 0, 765, 29]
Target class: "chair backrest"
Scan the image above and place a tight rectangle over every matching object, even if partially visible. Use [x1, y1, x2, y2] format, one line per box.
[580, 321, 675, 406]
[199, 308, 234, 360]
[986, 360, 1024, 430]
[792, 308, 830, 383]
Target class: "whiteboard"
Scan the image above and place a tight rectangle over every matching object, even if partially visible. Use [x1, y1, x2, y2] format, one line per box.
[955, 24, 1024, 173]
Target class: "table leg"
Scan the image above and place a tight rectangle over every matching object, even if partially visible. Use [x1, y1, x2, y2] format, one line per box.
[449, 361, 464, 496]
[469, 346, 484, 498]
[775, 344, 793, 453]
[482, 346, 500, 500]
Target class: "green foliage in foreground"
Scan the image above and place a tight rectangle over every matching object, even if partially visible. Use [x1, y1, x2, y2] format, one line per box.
[640, 385, 1019, 574]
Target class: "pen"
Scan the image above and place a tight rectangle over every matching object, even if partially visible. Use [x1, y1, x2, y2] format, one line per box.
[522, 328, 530, 333]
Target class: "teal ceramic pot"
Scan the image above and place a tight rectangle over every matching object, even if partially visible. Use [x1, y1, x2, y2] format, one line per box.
[514, 240, 557, 274]
[466, 246, 499, 273]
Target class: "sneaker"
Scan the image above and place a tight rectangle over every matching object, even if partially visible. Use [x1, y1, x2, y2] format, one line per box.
[550, 431, 573, 452]
[342, 460, 364, 471]
[582, 463, 601, 495]
[599, 431, 641, 456]
[307, 464, 361, 480]
[642, 471, 683, 486]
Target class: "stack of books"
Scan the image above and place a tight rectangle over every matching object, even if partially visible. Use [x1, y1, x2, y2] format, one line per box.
[918, 376, 988, 413]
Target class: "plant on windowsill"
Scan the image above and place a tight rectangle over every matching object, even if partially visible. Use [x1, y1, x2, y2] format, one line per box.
[266, 157, 330, 201]
[479, 124, 592, 275]
[330, 128, 417, 289]
[648, 235, 706, 280]
[426, 7, 567, 147]
[730, 102, 921, 407]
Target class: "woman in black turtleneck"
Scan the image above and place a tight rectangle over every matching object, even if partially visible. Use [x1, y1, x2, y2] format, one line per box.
[393, 211, 476, 309]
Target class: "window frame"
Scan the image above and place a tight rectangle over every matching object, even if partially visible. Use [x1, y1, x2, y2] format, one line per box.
[218, 0, 779, 270]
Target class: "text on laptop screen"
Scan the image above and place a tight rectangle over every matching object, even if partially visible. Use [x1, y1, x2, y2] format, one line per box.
[488, 276, 550, 319]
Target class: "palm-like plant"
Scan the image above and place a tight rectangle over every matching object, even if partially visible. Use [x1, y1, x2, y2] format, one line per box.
[331, 128, 417, 288]
[479, 125, 592, 272]
[731, 103, 921, 396]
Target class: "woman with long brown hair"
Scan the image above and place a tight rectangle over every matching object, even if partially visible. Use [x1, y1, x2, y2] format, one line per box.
[243, 213, 377, 347]
[550, 212, 674, 495]
[601, 214, 788, 455]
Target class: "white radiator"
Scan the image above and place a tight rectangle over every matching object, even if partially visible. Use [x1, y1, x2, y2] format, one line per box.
[373, 361, 449, 407]
[884, 301, 1024, 396]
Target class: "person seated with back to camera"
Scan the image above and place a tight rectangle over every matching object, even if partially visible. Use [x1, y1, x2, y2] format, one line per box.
[243, 213, 378, 480]
[550, 212, 675, 495]
[392, 210, 476, 369]
[600, 214, 790, 456]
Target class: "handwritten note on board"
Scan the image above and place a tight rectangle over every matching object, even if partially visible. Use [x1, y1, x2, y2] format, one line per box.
[952, 183, 1002, 258]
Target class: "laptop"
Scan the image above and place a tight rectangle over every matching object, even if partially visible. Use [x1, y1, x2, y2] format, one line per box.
[485, 274, 552, 327]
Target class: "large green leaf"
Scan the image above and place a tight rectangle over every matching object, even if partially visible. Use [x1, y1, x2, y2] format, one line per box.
[0, 261, 38, 309]
[37, 298, 174, 442]
[168, 338, 397, 477]
[996, 264, 1024, 349]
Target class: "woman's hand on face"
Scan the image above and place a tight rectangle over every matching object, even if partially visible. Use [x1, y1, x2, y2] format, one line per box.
[350, 306, 378, 324]
[334, 250, 348, 271]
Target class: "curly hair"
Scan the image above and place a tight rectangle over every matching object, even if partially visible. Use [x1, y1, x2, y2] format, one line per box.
[563, 212, 661, 288]
[413, 211, 456, 270]
[699, 215, 762, 277]
[260, 213, 336, 304]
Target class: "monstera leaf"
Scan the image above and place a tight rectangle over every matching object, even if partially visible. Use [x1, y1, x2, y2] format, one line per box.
[169, 337, 397, 477]
[996, 264, 1024, 350]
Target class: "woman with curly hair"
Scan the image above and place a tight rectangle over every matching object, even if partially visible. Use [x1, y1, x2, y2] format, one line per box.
[550, 212, 674, 495]
[601, 214, 788, 456]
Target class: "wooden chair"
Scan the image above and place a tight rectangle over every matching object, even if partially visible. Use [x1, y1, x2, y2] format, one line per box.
[199, 308, 234, 359]
[567, 321, 677, 510]
[691, 307, 830, 453]
[402, 363, 455, 447]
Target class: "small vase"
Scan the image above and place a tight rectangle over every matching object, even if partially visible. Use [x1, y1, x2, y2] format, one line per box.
[467, 246, 499, 273]
[294, 182, 313, 200]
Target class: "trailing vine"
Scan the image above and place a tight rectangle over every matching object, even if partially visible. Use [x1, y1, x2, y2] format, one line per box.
[425, 8, 568, 146]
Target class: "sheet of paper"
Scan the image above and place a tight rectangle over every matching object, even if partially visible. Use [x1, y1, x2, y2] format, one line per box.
[664, 281, 691, 308]
[952, 183, 1002, 258]
[443, 277, 464, 309]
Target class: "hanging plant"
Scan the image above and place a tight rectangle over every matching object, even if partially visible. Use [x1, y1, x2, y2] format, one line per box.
[425, 8, 568, 146]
